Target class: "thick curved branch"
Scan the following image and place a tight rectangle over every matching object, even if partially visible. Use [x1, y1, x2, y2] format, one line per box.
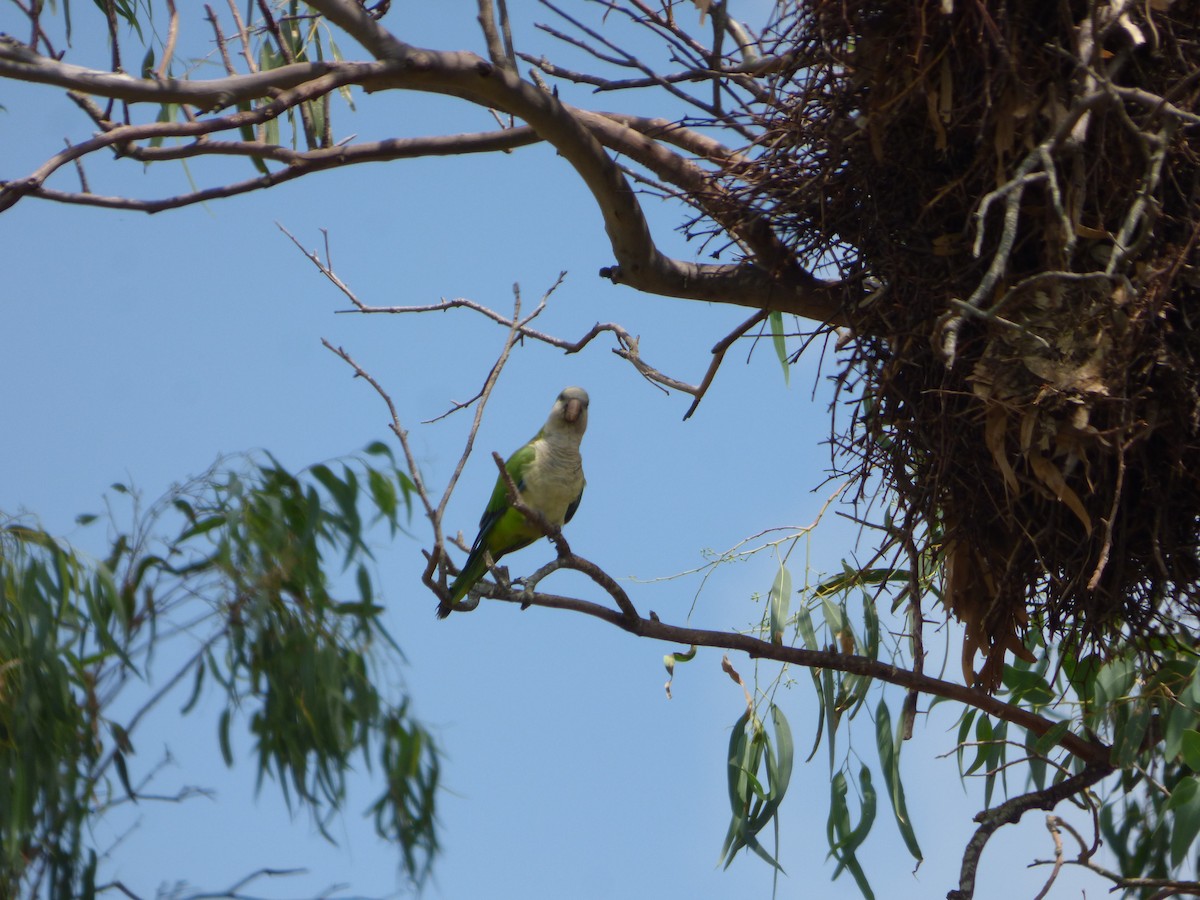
[356, 46, 842, 318]
[575, 108, 846, 322]
[2, 5, 846, 320]
[0, 38, 340, 109]
[479, 579, 1112, 767]
[0, 63, 394, 212]
[131, 129, 539, 165]
[22, 129, 542, 213]
[947, 765, 1114, 900]
[264, 0, 846, 319]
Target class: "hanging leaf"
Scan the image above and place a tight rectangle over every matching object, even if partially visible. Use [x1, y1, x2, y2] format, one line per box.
[663, 645, 697, 699]
[875, 699, 922, 861]
[768, 561, 792, 645]
[768, 310, 790, 385]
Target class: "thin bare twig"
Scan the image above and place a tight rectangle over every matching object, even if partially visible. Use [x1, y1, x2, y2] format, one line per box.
[319, 340, 440, 539]
[477, 0, 514, 70]
[283, 227, 757, 417]
[469, 578, 1111, 764]
[1031, 814, 1200, 898]
[1031, 815, 1065, 900]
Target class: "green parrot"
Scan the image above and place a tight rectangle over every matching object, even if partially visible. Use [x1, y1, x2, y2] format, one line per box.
[438, 386, 589, 618]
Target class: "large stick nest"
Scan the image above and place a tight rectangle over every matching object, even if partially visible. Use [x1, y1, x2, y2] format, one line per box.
[746, 0, 1200, 686]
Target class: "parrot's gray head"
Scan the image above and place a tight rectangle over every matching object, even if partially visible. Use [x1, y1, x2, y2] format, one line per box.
[548, 386, 589, 434]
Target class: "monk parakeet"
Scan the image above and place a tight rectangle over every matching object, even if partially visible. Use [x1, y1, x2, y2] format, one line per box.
[438, 386, 589, 618]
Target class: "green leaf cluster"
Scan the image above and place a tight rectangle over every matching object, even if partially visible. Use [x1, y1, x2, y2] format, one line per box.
[719, 703, 794, 874]
[0, 446, 436, 895]
[1084, 643, 1200, 895]
[726, 561, 923, 898]
[0, 525, 124, 898]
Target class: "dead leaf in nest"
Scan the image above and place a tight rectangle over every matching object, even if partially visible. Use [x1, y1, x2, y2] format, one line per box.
[986, 405, 1020, 495]
[939, 57, 953, 124]
[1024, 351, 1109, 395]
[924, 76, 948, 150]
[1028, 451, 1093, 535]
[945, 539, 1031, 689]
[993, 90, 1033, 159]
[1019, 409, 1038, 454]
[1075, 223, 1109, 240]
[961, 630, 981, 687]
[933, 233, 964, 256]
[970, 357, 999, 398]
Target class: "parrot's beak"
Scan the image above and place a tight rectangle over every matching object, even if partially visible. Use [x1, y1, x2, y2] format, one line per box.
[563, 397, 583, 423]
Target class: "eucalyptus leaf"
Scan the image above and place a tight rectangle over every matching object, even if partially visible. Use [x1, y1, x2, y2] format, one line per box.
[768, 561, 792, 645]
[1167, 775, 1200, 868]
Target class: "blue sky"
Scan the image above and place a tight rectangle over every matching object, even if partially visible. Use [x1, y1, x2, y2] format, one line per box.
[0, 3, 1111, 898]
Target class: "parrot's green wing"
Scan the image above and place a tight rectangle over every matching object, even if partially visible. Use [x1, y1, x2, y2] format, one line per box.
[439, 441, 538, 617]
[474, 441, 537, 538]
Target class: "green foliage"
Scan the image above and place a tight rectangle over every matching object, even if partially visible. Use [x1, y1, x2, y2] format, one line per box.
[719, 703, 794, 873]
[801, 587, 923, 899]
[946, 635, 1200, 898]
[0, 446, 438, 896]
[827, 766, 876, 899]
[760, 546, 1194, 898]
[1086, 642, 1200, 896]
[874, 700, 921, 862]
[732, 557, 929, 898]
[0, 526, 113, 898]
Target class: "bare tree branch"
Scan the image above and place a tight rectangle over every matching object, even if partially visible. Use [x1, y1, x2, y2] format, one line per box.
[476, 575, 1112, 767]
[0, 38, 346, 108]
[947, 765, 1112, 900]
[0, 9, 848, 322]
[282, 227, 791, 416]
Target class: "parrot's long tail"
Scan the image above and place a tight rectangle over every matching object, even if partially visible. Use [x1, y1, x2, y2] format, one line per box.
[437, 547, 490, 619]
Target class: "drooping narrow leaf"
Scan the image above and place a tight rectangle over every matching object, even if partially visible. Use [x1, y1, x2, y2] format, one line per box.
[720, 709, 753, 864]
[113, 750, 136, 803]
[821, 593, 847, 647]
[768, 562, 792, 645]
[1112, 701, 1152, 768]
[875, 699, 922, 860]
[1025, 726, 1046, 791]
[218, 707, 234, 767]
[768, 310, 790, 385]
[966, 714, 993, 775]
[796, 603, 819, 651]
[823, 665, 837, 768]
[827, 769, 849, 856]
[863, 591, 880, 660]
[832, 766, 877, 866]
[984, 718, 1008, 808]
